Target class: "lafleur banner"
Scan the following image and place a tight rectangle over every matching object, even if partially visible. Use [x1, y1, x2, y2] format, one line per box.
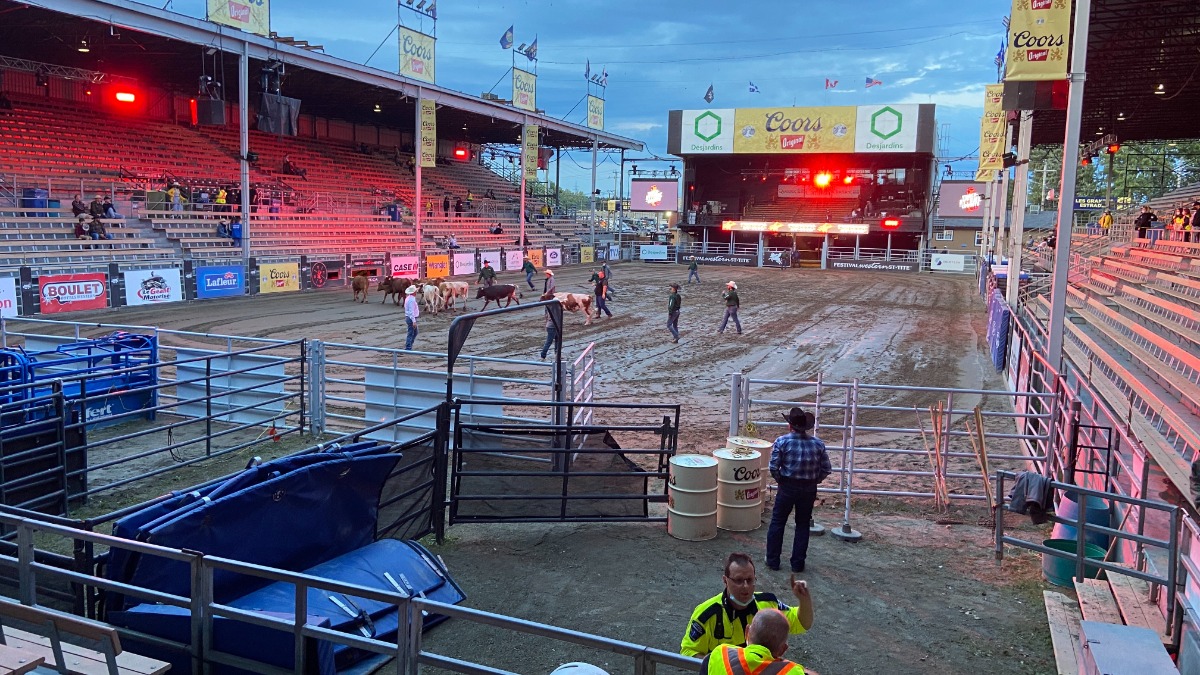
[976, 84, 1006, 181]
[513, 68, 537, 112]
[733, 107, 856, 154]
[523, 125, 539, 183]
[207, 0, 270, 37]
[398, 27, 436, 84]
[419, 99, 437, 168]
[587, 95, 605, 130]
[1005, 0, 1070, 82]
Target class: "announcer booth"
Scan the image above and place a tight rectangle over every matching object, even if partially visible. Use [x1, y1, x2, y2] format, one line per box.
[667, 104, 938, 260]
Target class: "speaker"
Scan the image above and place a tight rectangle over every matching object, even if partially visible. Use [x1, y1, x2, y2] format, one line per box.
[196, 99, 226, 126]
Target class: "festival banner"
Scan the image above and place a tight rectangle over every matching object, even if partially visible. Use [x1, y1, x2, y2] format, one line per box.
[398, 27, 436, 84]
[513, 68, 537, 112]
[389, 254, 420, 278]
[207, 0, 270, 37]
[523, 124, 539, 183]
[580, 246, 595, 264]
[480, 251, 503, 271]
[419, 99, 437, 168]
[39, 273, 108, 314]
[732, 106, 856, 154]
[0, 277, 16, 317]
[975, 84, 1006, 181]
[587, 95, 605, 130]
[124, 269, 183, 306]
[545, 248, 562, 267]
[196, 265, 244, 299]
[527, 249, 544, 268]
[259, 262, 299, 294]
[426, 254, 450, 279]
[504, 250, 524, 271]
[452, 252, 476, 276]
[1005, 0, 1070, 82]
[854, 104, 919, 153]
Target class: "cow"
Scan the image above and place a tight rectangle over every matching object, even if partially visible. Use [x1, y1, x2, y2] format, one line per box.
[476, 284, 521, 310]
[549, 292, 593, 326]
[420, 283, 443, 314]
[351, 275, 369, 303]
[377, 276, 412, 306]
[438, 281, 470, 312]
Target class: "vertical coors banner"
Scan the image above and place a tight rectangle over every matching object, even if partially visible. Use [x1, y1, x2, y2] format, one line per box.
[513, 68, 537, 112]
[419, 99, 437, 168]
[975, 84, 1006, 181]
[398, 27, 436, 84]
[1005, 0, 1070, 82]
[39, 273, 108, 314]
[523, 124, 539, 183]
[587, 95, 605, 130]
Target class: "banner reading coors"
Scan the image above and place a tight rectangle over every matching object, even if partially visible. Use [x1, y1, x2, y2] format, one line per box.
[1005, 0, 1070, 82]
[207, 0, 270, 37]
[976, 84, 1006, 181]
[587, 95, 605, 130]
[419, 99, 437, 168]
[513, 68, 537, 112]
[398, 27, 436, 84]
[733, 107, 856, 154]
[523, 125, 539, 183]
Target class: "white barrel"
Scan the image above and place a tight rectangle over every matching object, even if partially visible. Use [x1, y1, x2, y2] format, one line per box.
[728, 436, 773, 494]
[668, 455, 718, 541]
[714, 448, 763, 531]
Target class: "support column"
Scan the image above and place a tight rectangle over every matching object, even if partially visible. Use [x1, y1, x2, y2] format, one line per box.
[239, 40, 250, 264]
[589, 138, 598, 246]
[414, 88, 423, 257]
[1006, 111, 1033, 306]
[519, 116, 528, 252]
[994, 120, 1015, 259]
[980, 180, 995, 259]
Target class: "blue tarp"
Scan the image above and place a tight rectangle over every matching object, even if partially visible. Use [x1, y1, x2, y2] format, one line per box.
[986, 290, 1011, 372]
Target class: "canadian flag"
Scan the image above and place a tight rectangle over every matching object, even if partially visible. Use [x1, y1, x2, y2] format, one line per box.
[824, 78, 838, 90]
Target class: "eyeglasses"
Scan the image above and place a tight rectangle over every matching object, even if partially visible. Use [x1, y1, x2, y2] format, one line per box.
[724, 575, 756, 586]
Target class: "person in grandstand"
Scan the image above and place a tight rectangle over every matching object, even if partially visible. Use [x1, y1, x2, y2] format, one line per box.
[71, 194, 87, 218]
[680, 552, 814, 658]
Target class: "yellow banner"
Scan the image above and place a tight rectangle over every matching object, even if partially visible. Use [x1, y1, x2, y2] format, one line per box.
[259, 262, 299, 294]
[587, 95, 605, 130]
[1005, 0, 1070, 81]
[207, 0, 270, 37]
[399, 27, 436, 84]
[976, 84, 1006, 180]
[513, 68, 537, 112]
[527, 249, 544, 268]
[426, 254, 449, 279]
[580, 246, 595, 264]
[523, 125, 539, 183]
[419, 99, 437, 168]
[732, 107, 856, 154]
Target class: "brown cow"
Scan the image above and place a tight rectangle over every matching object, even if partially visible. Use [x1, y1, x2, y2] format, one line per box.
[377, 276, 412, 306]
[476, 284, 521, 310]
[351, 275, 370, 303]
[549, 292, 593, 326]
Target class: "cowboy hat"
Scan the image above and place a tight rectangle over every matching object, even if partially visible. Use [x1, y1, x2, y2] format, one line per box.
[781, 407, 815, 431]
[545, 269, 554, 275]
[404, 285, 418, 294]
[726, 281, 737, 289]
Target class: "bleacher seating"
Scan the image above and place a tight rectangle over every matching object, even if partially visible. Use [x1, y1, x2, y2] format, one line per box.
[0, 208, 174, 266]
[744, 198, 860, 222]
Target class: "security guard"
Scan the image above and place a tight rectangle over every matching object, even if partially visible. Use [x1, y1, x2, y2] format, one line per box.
[681, 553, 814, 658]
[700, 609, 810, 674]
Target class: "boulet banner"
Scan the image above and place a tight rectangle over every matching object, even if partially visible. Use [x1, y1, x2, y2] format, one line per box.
[1005, 0, 1071, 82]
[975, 84, 1006, 181]
[399, 27, 436, 84]
[419, 99, 437, 168]
[587, 95, 605, 130]
[426, 254, 450, 279]
[207, 0, 270, 38]
[513, 68, 537, 112]
[259, 262, 299, 294]
[523, 124, 539, 183]
[39, 273, 108, 313]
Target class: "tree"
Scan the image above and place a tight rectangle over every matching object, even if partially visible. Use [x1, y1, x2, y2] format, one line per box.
[1023, 140, 1200, 209]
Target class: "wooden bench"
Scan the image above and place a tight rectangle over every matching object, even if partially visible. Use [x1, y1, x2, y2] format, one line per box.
[1044, 590, 1084, 675]
[0, 597, 169, 674]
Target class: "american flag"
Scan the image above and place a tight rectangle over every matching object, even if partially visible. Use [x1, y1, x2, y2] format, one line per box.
[994, 42, 1006, 68]
[865, 77, 883, 88]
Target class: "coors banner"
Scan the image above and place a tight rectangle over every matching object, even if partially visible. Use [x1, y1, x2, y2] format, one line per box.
[975, 84, 1006, 181]
[419, 99, 437, 168]
[1005, 0, 1071, 82]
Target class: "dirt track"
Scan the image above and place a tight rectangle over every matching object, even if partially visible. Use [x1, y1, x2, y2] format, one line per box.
[17, 262, 1058, 675]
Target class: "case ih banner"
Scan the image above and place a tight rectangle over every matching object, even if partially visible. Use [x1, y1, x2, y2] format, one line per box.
[40, 273, 108, 313]
[677, 251, 757, 266]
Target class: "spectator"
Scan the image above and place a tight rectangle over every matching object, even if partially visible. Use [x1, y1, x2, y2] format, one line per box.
[282, 154, 308, 180]
[490, 223, 505, 235]
[229, 215, 243, 245]
[102, 197, 120, 220]
[216, 218, 231, 238]
[447, 234, 459, 249]
[1150, 215, 1166, 245]
[442, 195, 451, 219]
[1134, 206, 1157, 239]
[514, 234, 531, 247]
[89, 195, 105, 219]
[71, 195, 87, 218]
[1098, 209, 1113, 236]
[74, 215, 89, 240]
[426, 199, 434, 218]
[466, 189, 474, 204]
[358, 142, 371, 155]
[540, 203, 551, 220]
[485, 188, 496, 200]
[454, 198, 464, 219]
[406, 156, 416, 175]
[88, 216, 112, 241]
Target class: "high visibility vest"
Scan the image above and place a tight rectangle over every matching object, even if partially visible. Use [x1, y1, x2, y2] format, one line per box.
[707, 644, 804, 675]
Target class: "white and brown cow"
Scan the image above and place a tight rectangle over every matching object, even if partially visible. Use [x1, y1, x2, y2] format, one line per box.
[438, 281, 470, 312]
[550, 292, 594, 326]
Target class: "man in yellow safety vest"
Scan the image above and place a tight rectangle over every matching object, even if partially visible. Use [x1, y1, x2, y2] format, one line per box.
[700, 609, 814, 674]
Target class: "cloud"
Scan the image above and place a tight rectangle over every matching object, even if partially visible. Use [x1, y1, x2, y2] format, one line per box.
[895, 87, 987, 108]
[611, 121, 663, 133]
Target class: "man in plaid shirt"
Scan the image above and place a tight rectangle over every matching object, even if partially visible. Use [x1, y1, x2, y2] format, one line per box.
[766, 408, 832, 573]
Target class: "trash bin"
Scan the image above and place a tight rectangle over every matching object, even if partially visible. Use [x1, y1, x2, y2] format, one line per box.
[230, 220, 243, 244]
[21, 188, 48, 217]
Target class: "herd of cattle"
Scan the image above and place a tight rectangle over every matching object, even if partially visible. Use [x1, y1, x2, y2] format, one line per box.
[349, 274, 594, 323]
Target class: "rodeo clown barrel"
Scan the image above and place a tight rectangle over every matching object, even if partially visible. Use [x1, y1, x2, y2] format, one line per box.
[667, 455, 718, 541]
[727, 436, 773, 495]
[714, 448, 763, 531]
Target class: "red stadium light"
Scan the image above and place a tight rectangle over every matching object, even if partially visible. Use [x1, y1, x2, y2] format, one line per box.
[813, 172, 832, 188]
[452, 146, 470, 161]
[881, 218, 901, 229]
[1106, 143, 1120, 155]
[1081, 156, 1092, 167]
[114, 91, 137, 103]
[843, 175, 854, 185]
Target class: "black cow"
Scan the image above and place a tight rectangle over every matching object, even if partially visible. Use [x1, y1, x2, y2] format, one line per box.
[475, 283, 521, 310]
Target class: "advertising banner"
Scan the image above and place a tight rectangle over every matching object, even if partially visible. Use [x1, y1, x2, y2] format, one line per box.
[545, 248, 562, 267]
[419, 99, 437, 168]
[777, 184, 861, 200]
[732, 106, 856, 154]
[259, 262, 300, 294]
[196, 265, 244, 299]
[207, 0, 270, 37]
[639, 245, 669, 261]
[609, 244, 620, 261]
[587, 95, 605, 130]
[39, 273, 107, 313]
[504, 250, 524, 271]
[523, 124, 539, 183]
[426, 254, 450, 278]
[630, 179, 679, 212]
[125, 269, 183, 306]
[513, 68, 537, 112]
[763, 250, 791, 268]
[930, 254, 966, 272]
[681, 109, 735, 154]
[854, 104, 919, 152]
[937, 182, 989, 218]
[1005, 0, 1070, 82]
[829, 260, 918, 272]
[527, 249, 544, 268]
[975, 84, 1006, 181]
[480, 251, 503, 271]
[1074, 196, 1132, 210]
[0, 277, 16, 317]
[389, 254, 421, 278]
[398, 27, 436, 84]
[676, 251, 756, 266]
[580, 246, 595, 264]
[452, 252, 476, 276]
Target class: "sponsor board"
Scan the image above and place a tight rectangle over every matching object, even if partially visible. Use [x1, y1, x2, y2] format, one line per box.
[930, 254, 966, 272]
[527, 249, 544, 268]
[640, 245, 669, 261]
[630, 179, 679, 212]
[580, 246, 595, 264]
[1074, 196, 1132, 210]
[829, 260, 918, 272]
[763, 250, 791, 268]
[39, 273, 108, 313]
[125, 269, 183, 306]
[586, 95, 605, 130]
[1005, 0, 1070, 81]
[523, 124, 539, 183]
[0, 277, 17, 317]
[976, 84, 1006, 180]
[452, 253, 476, 276]
[398, 27, 436, 84]
[196, 265, 244, 299]
[419, 99, 437, 168]
[426, 254, 450, 279]
[854, 104, 919, 153]
[733, 106, 856, 154]
[259, 262, 300, 294]
[513, 68, 537, 112]
[207, 0, 270, 37]
[609, 245, 620, 261]
[545, 248, 562, 267]
[480, 251, 503, 271]
[777, 184, 861, 200]
[681, 109, 735, 153]
[677, 251, 756, 266]
[937, 182, 989, 218]
[504, 250, 524, 271]
[389, 255, 420, 278]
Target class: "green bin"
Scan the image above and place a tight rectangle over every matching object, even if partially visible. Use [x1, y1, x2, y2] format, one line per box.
[1041, 538, 1105, 587]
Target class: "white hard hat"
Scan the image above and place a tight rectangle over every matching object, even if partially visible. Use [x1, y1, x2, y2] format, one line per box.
[550, 664, 610, 675]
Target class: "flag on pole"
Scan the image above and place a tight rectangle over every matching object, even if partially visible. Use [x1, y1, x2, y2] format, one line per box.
[748, 81, 760, 93]
[1002, 15, 1010, 29]
[585, 59, 590, 81]
[824, 78, 838, 90]
[525, 37, 538, 61]
[500, 25, 514, 49]
[601, 67, 608, 87]
[703, 84, 714, 103]
[865, 76, 883, 88]
[994, 42, 1006, 68]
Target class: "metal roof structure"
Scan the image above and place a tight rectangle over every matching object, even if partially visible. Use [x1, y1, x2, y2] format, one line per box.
[0, 0, 643, 152]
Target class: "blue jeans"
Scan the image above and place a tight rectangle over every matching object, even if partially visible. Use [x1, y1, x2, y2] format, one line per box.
[719, 306, 741, 333]
[541, 324, 557, 359]
[595, 295, 612, 317]
[526, 270, 535, 289]
[688, 269, 700, 283]
[405, 318, 418, 350]
[667, 311, 680, 341]
[766, 479, 819, 571]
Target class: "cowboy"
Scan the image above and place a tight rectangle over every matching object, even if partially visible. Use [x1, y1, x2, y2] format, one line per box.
[719, 281, 742, 335]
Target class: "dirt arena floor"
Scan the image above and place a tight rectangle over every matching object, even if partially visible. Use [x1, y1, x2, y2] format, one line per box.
[15, 261, 1061, 674]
